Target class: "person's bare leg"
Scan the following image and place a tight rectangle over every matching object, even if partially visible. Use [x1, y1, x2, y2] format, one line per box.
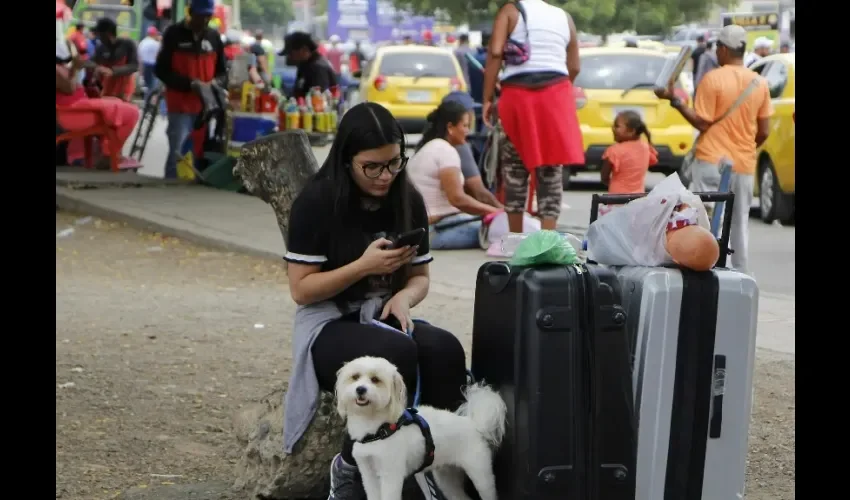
[540, 217, 558, 230]
[507, 212, 524, 233]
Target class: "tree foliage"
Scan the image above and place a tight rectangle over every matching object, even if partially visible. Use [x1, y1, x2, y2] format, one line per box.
[221, 0, 294, 27]
[391, 0, 739, 35]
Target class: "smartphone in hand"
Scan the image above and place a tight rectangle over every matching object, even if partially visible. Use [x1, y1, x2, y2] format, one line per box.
[388, 228, 426, 249]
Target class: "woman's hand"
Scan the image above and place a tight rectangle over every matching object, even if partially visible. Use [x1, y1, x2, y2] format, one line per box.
[654, 83, 674, 101]
[357, 238, 417, 276]
[482, 101, 494, 128]
[381, 292, 413, 333]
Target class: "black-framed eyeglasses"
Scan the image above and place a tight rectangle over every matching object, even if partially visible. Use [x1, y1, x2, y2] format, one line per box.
[356, 156, 408, 179]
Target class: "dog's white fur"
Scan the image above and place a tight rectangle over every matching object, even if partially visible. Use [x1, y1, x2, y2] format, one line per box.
[335, 356, 507, 500]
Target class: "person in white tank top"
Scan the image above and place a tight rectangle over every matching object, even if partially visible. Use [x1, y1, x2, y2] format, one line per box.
[482, 0, 584, 236]
[499, 0, 572, 80]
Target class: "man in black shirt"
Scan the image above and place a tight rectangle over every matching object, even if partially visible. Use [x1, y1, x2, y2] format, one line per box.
[90, 17, 139, 100]
[279, 31, 337, 99]
[691, 35, 707, 79]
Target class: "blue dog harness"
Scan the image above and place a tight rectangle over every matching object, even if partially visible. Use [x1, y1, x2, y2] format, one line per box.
[357, 408, 436, 474]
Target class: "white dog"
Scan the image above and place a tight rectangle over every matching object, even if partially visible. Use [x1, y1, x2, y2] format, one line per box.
[335, 356, 507, 500]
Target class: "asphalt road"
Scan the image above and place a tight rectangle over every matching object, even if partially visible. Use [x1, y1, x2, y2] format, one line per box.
[130, 125, 794, 298]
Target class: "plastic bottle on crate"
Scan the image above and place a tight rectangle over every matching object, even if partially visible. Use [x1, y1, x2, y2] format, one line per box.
[300, 98, 314, 132]
[499, 232, 586, 260]
[314, 89, 327, 133]
[326, 90, 338, 133]
[285, 98, 300, 130]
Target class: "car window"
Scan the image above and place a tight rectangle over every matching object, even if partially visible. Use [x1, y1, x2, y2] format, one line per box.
[573, 54, 668, 90]
[378, 52, 458, 78]
[671, 30, 689, 42]
[761, 62, 789, 99]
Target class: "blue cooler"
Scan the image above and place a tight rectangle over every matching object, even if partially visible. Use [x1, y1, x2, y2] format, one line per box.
[231, 113, 277, 143]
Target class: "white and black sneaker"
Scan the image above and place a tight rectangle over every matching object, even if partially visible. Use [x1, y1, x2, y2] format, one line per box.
[327, 454, 366, 500]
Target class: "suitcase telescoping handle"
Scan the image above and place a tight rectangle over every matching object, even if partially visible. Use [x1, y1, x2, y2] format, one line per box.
[589, 192, 735, 269]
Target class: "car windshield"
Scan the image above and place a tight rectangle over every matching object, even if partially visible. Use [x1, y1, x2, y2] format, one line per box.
[378, 52, 458, 78]
[574, 54, 669, 90]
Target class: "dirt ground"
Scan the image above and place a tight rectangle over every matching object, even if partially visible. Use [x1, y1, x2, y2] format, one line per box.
[55, 212, 795, 500]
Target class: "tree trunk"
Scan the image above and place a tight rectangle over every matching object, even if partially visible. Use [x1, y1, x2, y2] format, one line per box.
[233, 130, 319, 248]
[231, 388, 345, 500]
[231, 130, 345, 499]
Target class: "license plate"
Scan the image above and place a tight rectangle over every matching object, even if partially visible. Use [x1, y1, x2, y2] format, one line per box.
[406, 90, 433, 103]
[613, 107, 645, 121]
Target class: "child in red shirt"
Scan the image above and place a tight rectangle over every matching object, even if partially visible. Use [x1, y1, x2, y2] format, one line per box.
[599, 110, 658, 216]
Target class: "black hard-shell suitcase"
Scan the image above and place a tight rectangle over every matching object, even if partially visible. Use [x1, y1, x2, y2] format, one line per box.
[471, 262, 637, 500]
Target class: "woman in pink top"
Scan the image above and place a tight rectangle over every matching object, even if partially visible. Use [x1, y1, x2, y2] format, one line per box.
[599, 110, 658, 216]
[56, 51, 141, 169]
[408, 101, 501, 249]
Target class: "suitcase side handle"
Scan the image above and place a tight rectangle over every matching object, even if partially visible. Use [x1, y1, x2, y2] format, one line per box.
[589, 192, 735, 269]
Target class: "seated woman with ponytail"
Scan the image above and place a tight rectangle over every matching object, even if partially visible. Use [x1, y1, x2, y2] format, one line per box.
[408, 101, 502, 250]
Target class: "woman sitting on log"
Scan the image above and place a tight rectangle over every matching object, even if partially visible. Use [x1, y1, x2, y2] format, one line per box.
[282, 102, 468, 500]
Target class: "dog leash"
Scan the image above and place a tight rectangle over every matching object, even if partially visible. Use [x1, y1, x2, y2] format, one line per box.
[408, 321, 424, 408]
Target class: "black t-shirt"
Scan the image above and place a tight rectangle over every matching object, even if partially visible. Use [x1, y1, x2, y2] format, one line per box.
[294, 53, 338, 98]
[284, 179, 432, 303]
[691, 46, 706, 75]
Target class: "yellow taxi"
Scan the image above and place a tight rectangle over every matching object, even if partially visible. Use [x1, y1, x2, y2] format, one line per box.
[750, 53, 795, 224]
[356, 45, 467, 133]
[569, 47, 694, 187]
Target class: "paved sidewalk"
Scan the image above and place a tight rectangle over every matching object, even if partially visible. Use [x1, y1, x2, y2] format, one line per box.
[56, 175, 795, 356]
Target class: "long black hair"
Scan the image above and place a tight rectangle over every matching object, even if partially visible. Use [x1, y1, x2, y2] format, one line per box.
[309, 102, 414, 296]
[416, 100, 468, 151]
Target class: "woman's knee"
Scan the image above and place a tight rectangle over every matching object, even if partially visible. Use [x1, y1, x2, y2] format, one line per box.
[414, 324, 466, 366]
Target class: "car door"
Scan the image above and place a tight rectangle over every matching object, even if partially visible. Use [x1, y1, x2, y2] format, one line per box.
[756, 61, 795, 193]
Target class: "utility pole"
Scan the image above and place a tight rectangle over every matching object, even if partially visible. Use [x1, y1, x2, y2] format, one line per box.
[232, 0, 241, 29]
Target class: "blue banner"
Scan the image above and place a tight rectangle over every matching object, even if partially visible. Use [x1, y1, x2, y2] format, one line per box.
[327, 0, 435, 42]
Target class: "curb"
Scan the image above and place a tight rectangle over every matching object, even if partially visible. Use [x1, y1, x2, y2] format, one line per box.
[56, 188, 283, 263]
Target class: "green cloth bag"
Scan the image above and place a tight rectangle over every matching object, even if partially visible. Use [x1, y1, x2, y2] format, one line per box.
[509, 230, 578, 267]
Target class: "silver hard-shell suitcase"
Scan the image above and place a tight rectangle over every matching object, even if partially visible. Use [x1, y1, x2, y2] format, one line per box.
[590, 191, 758, 500]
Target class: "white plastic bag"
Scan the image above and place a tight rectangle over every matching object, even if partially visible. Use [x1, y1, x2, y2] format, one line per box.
[486, 212, 541, 244]
[586, 174, 711, 266]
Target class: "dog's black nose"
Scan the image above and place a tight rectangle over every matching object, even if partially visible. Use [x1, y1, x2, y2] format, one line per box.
[356, 386, 367, 396]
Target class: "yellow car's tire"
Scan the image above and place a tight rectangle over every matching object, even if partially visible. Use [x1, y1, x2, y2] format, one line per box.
[758, 157, 794, 225]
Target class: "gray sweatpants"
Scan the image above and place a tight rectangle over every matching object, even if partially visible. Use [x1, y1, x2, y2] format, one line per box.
[689, 160, 755, 274]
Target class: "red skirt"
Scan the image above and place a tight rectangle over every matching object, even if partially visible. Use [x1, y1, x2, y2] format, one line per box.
[499, 78, 585, 170]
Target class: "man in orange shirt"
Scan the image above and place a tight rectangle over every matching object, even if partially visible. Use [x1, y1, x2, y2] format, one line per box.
[656, 24, 773, 275]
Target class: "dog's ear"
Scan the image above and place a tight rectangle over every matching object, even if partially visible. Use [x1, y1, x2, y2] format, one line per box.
[388, 368, 408, 419]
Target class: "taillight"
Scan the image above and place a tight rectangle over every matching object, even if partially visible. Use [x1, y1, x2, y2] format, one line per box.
[574, 86, 587, 109]
[450, 77, 461, 92]
[673, 87, 690, 107]
[374, 75, 387, 91]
